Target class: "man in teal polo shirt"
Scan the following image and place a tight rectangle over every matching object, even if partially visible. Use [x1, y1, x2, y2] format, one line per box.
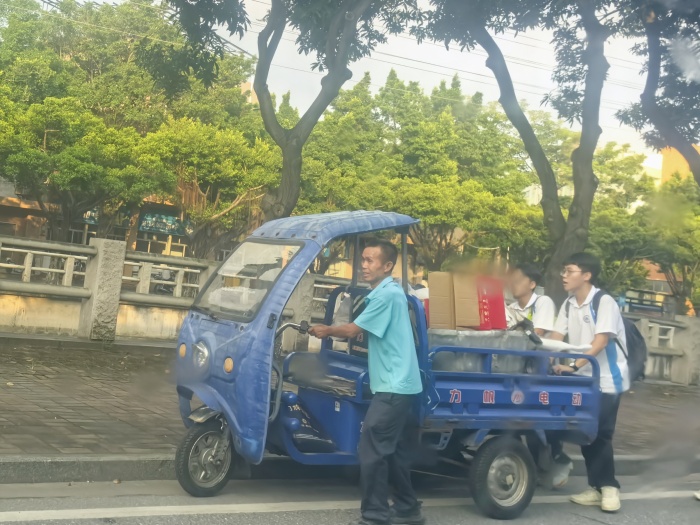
[309, 239, 425, 525]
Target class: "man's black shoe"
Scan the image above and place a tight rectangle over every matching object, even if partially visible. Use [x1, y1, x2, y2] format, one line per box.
[390, 507, 426, 525]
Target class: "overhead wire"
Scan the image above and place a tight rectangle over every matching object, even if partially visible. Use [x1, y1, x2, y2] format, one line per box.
[7, 2, 633, 116]
[106, 1, 643, 100]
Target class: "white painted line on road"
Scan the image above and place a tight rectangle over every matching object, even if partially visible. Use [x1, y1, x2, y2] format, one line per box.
[0, 490, 694, 522]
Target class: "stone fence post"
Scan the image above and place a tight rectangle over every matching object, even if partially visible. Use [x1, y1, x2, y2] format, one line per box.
[78, 238, 126, 341]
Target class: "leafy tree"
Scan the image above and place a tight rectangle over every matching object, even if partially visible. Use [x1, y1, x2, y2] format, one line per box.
[587, 207, 652, 293]
[388, 176, 547, 271]
[424, 0, 620, 300]
[137, 117, 280, 258]
[0, 95, 167, 241]
[643, 175, 700, 310]
[168, 0, 421, 221]
[617, 1, 700, 188]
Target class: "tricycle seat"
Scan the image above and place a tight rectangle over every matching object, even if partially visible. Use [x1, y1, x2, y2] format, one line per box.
[288, 373, 357, 397]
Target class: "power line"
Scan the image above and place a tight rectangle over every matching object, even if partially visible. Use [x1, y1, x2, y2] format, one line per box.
[119, 1, 642, 97]
[246, 18, 642, 94]
[246, 0, 646, 70]
[243, 21, 629, 111]
[6, 3, 187, 48]
[11, 2, 629, 113]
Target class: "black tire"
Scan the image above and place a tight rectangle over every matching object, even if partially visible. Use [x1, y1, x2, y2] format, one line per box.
[469, 436, 536, 520]
[175, 420, 234, 497]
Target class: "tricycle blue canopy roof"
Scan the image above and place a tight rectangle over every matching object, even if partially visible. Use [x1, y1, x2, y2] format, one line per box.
[250, 211, 419, 245]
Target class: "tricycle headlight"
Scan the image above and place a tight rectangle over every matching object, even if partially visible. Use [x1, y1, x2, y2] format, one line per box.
[193, 341, 210, 368]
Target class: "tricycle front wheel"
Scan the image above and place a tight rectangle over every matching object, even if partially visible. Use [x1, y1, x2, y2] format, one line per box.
[176, 419, 234, 497]
[469, 436, 536, 520]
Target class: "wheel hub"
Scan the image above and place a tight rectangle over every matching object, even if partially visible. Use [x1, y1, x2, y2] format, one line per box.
[486, 453, 529, 507]
[188, 431, 231, 488]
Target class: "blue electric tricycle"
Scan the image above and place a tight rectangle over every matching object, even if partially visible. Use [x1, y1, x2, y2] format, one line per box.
[174, 211, 601, 520]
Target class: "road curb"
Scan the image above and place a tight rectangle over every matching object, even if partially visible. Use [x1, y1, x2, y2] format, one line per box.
[0, 333, 174, 353]
[0, 454, 351, 484]
[571, 454, 700, 478]
[1, 453, 698, 484]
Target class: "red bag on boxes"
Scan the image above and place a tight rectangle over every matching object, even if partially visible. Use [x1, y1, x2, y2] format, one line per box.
[475, 276, 507, 330]
[453, 273, 506, 331]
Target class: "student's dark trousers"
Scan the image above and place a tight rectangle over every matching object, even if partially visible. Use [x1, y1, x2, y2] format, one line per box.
[359, 392, 420, 524]
[583, 393, 622, 490]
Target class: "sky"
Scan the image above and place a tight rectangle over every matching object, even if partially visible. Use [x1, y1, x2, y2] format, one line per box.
[231, 0, 663, 171]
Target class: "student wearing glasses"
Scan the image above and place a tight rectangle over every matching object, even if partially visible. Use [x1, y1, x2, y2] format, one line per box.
[549, 253, 629, 514]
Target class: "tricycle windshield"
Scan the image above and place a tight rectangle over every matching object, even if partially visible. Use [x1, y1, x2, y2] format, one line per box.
[195, 240, 302, 321]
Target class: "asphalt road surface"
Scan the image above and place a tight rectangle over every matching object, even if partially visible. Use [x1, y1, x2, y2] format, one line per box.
[0, 473, 699, 525]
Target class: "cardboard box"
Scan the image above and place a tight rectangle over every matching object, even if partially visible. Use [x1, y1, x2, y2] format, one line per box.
[427, 272, 455, 329]
[453, 273, 482, 329]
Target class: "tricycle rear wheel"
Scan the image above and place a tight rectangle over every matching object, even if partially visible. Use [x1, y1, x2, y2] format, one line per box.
[469, 436, 536, 520]
[176, 419, 234, 497]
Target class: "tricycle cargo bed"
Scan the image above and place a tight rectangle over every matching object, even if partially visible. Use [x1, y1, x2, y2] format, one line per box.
[429, 329, 536, 374]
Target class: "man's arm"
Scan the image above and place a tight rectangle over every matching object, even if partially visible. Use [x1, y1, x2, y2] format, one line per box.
[554, 333, 610, 374]
[548, 331, 565, 342]
[309, 323, 363, 340]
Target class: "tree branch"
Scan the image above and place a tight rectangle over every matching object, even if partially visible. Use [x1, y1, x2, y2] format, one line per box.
[640, 17, 700, 187]
[253, 0, 287, 146]
[469, 21, 566, 242]
[575, 0, 610, 167]
[293, 0, 372, 144]
[191, 186, 264, 237]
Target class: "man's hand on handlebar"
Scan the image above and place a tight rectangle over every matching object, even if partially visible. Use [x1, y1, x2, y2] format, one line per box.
[309, 323, 363, 340]
[308, 325, 333, 339]
[553, 364, 574, 375]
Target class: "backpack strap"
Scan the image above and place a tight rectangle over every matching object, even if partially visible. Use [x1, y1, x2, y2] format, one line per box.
[590, 290, 629, 360]
[527, 295, 540, 321]
[589, 289, 606, 323]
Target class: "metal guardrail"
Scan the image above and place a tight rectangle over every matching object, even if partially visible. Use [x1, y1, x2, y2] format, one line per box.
[0, 236, 94, 297]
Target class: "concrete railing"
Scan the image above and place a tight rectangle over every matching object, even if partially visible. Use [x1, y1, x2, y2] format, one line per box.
[120, 252, 216, 310]
[0, 236, 95, 298]
[0, 236, 219, 341]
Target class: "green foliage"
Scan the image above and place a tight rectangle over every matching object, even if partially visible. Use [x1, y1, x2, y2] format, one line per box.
[643, 175, 700, 303]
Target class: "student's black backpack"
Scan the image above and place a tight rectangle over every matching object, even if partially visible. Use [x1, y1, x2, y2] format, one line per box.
[566, 290, 647, 382]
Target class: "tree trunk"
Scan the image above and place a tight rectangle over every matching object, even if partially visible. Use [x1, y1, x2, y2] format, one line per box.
[253, 0, 369, 222]
[470, 23, 566, 245]
[125, 209, 140, 250]
[641, 19, 700, 188]
[543, 4, 609, 304]
[261, 141, 303, 221]
[59, 207, 74, 243]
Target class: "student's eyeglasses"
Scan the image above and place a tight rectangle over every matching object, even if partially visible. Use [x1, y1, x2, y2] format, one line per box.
[560, 269, 582, 277]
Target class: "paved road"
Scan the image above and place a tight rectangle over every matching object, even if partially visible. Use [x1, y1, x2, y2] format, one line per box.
[0, 474, 698, 524]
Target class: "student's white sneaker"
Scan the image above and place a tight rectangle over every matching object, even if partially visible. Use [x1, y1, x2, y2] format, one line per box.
[570, 488, 602, 506]
[601, 486, 621, 513]
[694, 490, 700, 501]
[551, 461, 574, 488]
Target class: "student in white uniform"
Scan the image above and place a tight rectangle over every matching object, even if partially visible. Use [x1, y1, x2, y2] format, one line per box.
[507, 263, 556, 336]
[549, 253, 629, 514]
[507, 264, 573, 489]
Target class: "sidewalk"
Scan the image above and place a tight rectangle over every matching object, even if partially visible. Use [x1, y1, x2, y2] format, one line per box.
[0, 339, 180, 456]
[0, 338, 699, 480]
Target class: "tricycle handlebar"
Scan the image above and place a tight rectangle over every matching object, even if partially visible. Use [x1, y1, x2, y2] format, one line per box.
[275, 320, 309, 339]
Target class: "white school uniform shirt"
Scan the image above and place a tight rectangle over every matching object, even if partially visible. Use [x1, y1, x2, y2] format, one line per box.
[553, 287, 630, 395]
[508, 293, 556, 334]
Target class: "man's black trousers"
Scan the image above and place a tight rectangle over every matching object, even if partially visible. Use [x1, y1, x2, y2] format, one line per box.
[582, 393, 622, 490]
[358, 392, 420, 524]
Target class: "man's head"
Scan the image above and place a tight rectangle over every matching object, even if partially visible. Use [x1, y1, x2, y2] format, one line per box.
[562, 252, 601, 293]
[509, 263, 541, 300]
[361, 239, 398, 286]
